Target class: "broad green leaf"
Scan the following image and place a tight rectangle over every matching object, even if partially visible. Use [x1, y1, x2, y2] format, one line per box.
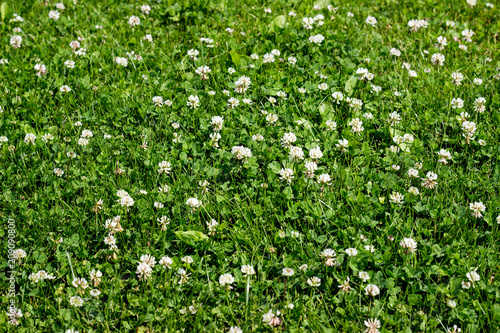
[408, 294, 422, 305]
[344, 75, 357, 96]
[316, 235, 327, 244]
[268, 161, 282, 174]
[283, 254, 294, 266]
[1, 2, 9, 21]
[357, 191, 368, 203]
[230, 49, 242, 67]
[283, 186, 294, 200]
[493, 304, 500, 321]
[297, 118, 312, 130]
[175, 230, 208, 245]
[268, 15, 286, 33]
[314, 0, 331, 8]
[319, 102, 334, 120]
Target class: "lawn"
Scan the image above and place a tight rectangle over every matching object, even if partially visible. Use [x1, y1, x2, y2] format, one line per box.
[1, 0, 500, 332]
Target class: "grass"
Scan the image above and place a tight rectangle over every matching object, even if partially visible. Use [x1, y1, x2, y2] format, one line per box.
[0, 0, 500, 332]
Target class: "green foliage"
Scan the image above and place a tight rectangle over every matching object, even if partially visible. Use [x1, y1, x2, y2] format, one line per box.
[0, 0, 499, 332]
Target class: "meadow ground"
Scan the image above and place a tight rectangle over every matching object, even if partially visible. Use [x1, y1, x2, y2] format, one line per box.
[1, 0, 500, 332]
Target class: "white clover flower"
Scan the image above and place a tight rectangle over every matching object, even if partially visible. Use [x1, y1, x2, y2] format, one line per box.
[348, 118, 364, 133]
[34, 64, 47, 76]
[307, 276, 321, 287]
[422, 171, 438, 189]
[461, 121, 477, 143]
[317, 173, 331, 185]
[136, 262, 153, 281]
[53, 168, 64, 177]
[345, 248, 358, 256]
[347, 98, 363, 111]
[141, 4, 151, 14]
[358, 271, 370, 282]
[10, 35, 23, 48]
[104, 234, 116, 246]
[451, 98, 464, 109]
[389, 192, 404, 205]
[187, 95, 200, 109]
[318, 83, 328, 91]
[279, 168, 294, 183]
[252, 134, 264, 142]
[211, 116, 224, 131]
[390, 48, 401, 56]
[309, 146, 323, 160]
[309, 34, 325, 45]
[65, 60, 75, 68]
[265, 113, 278, 125]
[474, 97, 486, 113]
[159, 256, 173, 269]
[400, 237, 417, 253]
[90, 289, 100, 298]
[451, 72, 464, 85]
[321, 248, 336, 258]
[408, 187, 420, 195]
[60, 85, 72, 93]
[263, 53, 275, 63]
[437, 149, 452, 164]
[187, 49, 199, 60]
[277, 90, 287, 99]
[304, 161, 318, 178]
[331, 91, 344, 103]
[181, 256, 194, 264]
[281, 132, 297, 148]
[289, 146, 304, 161]
[158, 161, 172, 174]
[336, 139, 349, 152]
[69, 296, 84, 307]
[365, 284, 380, 296]
[241, 265, 255, 275]
[437, 36, 447, 49]
[227, 97, 240, 109]
[231, 145, 252, 162]
[12, 249, 26, 263]
[408, 19, 428, 32]
[469, 202, 486, 218]
[326, 119, 337, 131]
[365, 16, 377, 27]
[49, 10, 60, 20]
[466, 269, 480, 283]
[219, 273, 235, 288]
[186, 198, 202, 212]
[364, 318, 381, 333]
[462, 29, 474, 42]
[128, 16, 140, 27]
[24, 133, 37, 145]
